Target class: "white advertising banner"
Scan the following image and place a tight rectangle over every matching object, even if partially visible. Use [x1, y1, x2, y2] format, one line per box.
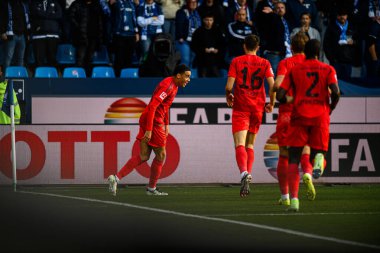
[0, 124, 379, 185]
[31, 97, 380, 124]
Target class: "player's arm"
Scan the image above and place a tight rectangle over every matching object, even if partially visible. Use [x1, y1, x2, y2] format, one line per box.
[273, 74, 284, 92]
[328, 83, 340, 114]
[265, 76, 276, 113]
[276, 71, 293, 104]
[143, 97, 161, 142]
[225, 76, 235, 107]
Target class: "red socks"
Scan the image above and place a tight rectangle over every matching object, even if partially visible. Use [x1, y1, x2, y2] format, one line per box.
[277, 155, 288, 195]
[301, 153, 312, 175]
[246, 147, 254, 174]
[116, 155, 142, 179]
[235, 145, 247, 174]
[288, 163, 300, 199]
[148, 158, 164, 189]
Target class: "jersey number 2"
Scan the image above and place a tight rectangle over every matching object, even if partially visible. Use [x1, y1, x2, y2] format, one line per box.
[306, 72, 319, 97]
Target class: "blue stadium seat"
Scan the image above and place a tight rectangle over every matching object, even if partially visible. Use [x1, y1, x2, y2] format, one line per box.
[34, 67, 59, 78]
[63, 67, 86, 78]
[91, 66, 115, 78]
[190, 68, 198, 78]
[56, 44, 76, 65]
[5, 66, 29, 78]
[120, 68, 139, 78]
[92, 45, 110, 65]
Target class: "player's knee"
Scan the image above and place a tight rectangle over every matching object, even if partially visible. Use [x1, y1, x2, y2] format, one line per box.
[140, 154, 150, 162]
[155, 151, 166, 162]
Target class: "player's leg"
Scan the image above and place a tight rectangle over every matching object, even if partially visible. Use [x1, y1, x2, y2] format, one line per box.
[301, 145, 316, 200]
[107, 127, 153, 196]
[287, 146, 303, 211]
[277, 146, 290, 205]
[310, 149, 327, 179]
[245, 132, 257, 175]
[146, 124, 168, 196]
[234, 130, 252, 197]
[146, 146, 168, 196]
[310, 118, 330, 179]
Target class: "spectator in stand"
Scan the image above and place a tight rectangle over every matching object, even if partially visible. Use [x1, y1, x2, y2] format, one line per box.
[156, 0, 183, 41]
[30, 0, 63, 68]
[197, 0, 226, 35]
[290, 12, 321, 41]
[285, 0, 320, 31]
[175, 0, 202, 67]
[59, 0, 75, 43]
[137, 0, 165, 63]
[262, 1, 292, 73]
[254, 0, 279, 53]
[225, 0, 254, 27]
[109, 0, 140, 77]
[367, 0, 380, 78]
[226, 7, 258, 62]
[0, 0, 31, 70]
[191, 12, 226, 77]
[99, 0, 113, 51]
[323, 8, 361, 81]
[69, 0, 104, 75]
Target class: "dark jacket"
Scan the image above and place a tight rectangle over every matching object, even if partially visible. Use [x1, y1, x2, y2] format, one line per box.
[69, 0, 103, 47]
[190, 25, 226, 68]
[227, 20, 258, 57]
[30, 0, 62, 37]
[0, 0, 31, 36]
[323, 20, 361, 66]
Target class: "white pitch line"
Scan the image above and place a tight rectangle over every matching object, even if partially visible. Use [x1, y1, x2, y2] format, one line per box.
[19, 191, 380, 250]
[213, 212, 380, 216]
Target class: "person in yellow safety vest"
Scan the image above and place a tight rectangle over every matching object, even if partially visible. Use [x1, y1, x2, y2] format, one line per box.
[0, 67, 21, 124]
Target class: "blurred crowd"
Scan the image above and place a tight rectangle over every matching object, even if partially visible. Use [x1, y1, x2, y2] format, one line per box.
[0, 0, 379, 83]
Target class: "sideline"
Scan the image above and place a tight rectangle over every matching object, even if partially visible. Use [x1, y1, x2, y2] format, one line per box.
[19, 190, 380, 251]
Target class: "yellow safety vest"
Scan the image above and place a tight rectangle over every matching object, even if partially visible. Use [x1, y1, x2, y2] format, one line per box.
[0, 81, 21, 124]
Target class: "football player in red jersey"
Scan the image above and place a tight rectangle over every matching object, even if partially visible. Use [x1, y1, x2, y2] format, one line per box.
[277, 39, 340, 211]
[225, 34, 276, 197]
[107, 64, 191, 196]
[273, 32, 317, 207]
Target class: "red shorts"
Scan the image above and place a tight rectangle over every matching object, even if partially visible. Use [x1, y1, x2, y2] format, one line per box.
[232, 110, 263, 134]
[287, 114, 330, 151]
[136, 123, 167, 148]
[276, 111, 291, 147]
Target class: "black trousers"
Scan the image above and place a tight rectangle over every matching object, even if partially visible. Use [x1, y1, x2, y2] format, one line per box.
[32, 37, 59, 67]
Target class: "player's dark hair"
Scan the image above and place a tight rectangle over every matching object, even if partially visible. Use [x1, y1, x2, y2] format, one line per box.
[291, 32, 309, 53]
[244, 34, 260, 51]
[304, 39, 320, 59]
[173, 64, 191, 75]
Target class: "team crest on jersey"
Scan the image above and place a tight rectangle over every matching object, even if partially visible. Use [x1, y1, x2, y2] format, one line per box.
[159, 92, 168, 100]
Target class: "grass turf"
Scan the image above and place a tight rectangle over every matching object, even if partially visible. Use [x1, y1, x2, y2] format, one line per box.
[1, 183, 379, 252]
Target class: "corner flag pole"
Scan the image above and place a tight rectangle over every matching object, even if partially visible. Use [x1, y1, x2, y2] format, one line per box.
[9, 80, 17, 192]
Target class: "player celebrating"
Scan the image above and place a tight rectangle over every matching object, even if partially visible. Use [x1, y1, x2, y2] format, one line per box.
[273, 32, 316, 206]
[276, 39, 340, 211]
[225, 34, 276, 197]
[107, 64, 191, 196]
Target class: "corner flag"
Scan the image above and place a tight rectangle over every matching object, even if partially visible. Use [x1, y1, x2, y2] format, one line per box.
[1, 80, 14, 117]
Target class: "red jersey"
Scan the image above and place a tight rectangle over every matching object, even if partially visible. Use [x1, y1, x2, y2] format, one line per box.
[281, 59, 337, 118]
[139, 77, 178, 131]
[276, 54, 305, 113]
[228, 54, 274, 112]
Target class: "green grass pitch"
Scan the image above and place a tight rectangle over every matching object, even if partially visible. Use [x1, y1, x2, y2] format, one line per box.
[1, 183, 379, 253]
